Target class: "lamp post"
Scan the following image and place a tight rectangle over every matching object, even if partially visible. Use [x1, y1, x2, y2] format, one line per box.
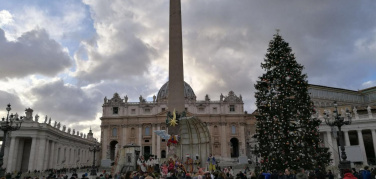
[0, 104, 23, 177]
[323, 101, 351, 178]
[89, 145, 100, 176]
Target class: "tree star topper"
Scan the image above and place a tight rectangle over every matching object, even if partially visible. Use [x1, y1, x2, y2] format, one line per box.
[169, 109, 178, 126]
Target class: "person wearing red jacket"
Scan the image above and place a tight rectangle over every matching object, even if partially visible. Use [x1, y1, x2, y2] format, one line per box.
[343, 169, 357, 179]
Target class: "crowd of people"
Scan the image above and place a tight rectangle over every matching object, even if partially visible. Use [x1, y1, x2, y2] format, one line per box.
[3, 156, 376, 179]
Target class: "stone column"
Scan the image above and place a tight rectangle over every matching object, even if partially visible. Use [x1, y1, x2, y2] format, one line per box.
[343, 130, 350, 146]
[157, 124, 161, 159]
[101, 127, 108, 160]
[37, 138, 47, 170]
[16, 138, 24, 171]
[139, 125, 142, 154]
[221, 123, 227, 157]
[43, 139, 50, 170]
[152, 124, 156, 155]
[28, 137, 37, 171]
[326, 131, 336, 165]
[11, 137, 20, 172]
[49, 141, 55, 169]
[122, 126, 127, 146]
[357, 130, 368, 165]
[238, 124, 245, 155]
[6, 137, 16, 172]
[371, 129, 376, 161]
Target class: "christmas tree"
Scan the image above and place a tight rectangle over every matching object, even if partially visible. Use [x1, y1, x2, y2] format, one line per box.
[254, 32, 331, 171]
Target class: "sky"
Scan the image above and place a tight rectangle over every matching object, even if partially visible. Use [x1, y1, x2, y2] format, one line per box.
[0, 0, 375, 140]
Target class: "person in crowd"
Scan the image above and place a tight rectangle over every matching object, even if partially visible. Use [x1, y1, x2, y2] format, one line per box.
[137, 156, 147, 174]
[207, 154, 216, 173]
[314, 169, 325, 179]
[326, 170, 334, 179]
[362, 166, 372, 179]
[132, 171, 139, 179]
[295, 168, 307, 179]
[262, 171, 271, 179]
[250, 171, 257, 179]
[228, 167, 234, 178]
[144, 172, 153, 179]
[146, 156, 155, 174]
[204, 171, 212, 179]
[343, 169, 357, 179]
[283, 168, 295, 179]
[270, 170, 278, 179]
[185, 155, 194, 173]
[358, 168, 364, 179]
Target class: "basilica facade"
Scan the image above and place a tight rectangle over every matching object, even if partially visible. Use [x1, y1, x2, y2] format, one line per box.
[100, 81, 252, 165]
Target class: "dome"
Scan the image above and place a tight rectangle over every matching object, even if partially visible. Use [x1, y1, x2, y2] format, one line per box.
[156, 81, 196, 102]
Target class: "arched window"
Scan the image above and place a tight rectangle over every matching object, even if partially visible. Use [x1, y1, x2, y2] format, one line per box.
[145, 127, 150, 136]
[161, 150, 166, 158]
[231, 125, 236, 134]
[112, 128, 117, 137]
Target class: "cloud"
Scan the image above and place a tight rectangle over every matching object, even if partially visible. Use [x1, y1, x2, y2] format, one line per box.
[0, 28, 72, 79]
[0, 10, 13, 26]
[0, 90, 23, 118]
[29, 79, 102, 124]
[75, 0, 376, 113]
[74, 0, 169, 84]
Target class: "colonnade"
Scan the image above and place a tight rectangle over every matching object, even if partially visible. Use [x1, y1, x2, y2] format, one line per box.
[4, 136, 95, 173]
[324, 128, 376, 166]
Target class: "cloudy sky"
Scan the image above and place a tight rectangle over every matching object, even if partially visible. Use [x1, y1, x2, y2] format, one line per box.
[0, 0, 375, 139]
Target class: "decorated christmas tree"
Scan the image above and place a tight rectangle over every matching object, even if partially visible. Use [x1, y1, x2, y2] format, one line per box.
[254, 32, 331, 171]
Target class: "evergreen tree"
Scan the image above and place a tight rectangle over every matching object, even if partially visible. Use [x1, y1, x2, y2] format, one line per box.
[254, 32, 331, 171]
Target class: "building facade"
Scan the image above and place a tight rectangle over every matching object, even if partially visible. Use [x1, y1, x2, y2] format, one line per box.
[0, 108, 99, 173]
[246, 85, 376, 167]
[100, 81, 252, 165]
[309, 85, 376, 166]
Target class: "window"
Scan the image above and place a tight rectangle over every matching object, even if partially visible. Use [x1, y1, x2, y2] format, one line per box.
[162, 139, 166, 142]
[145, 127, 150, 136]
[185, 108, 187, 111]
[113, 107, 119, 114]
[198, 107, 204, 112]
[144, 108, 150, 113]
[145, 140, 149, 142]
[213, 107, 217, 113]
[112, 128, 117, 137]
[162, 108, 166, 112]
[231, 125, 236, 134]
[131, 109, 136, 114]
[161, 150, 166, 158]
[230, 105, 235, 112]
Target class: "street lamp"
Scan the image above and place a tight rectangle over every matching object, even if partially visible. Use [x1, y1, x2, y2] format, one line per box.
[89, 145, 100, 176]
[323, 101, 351, 178]
[0, 104, 23, 177]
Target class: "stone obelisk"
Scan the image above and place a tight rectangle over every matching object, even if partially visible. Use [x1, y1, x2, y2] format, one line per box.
[167, 0, 185, 158]
[168, 0, 185, 113]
